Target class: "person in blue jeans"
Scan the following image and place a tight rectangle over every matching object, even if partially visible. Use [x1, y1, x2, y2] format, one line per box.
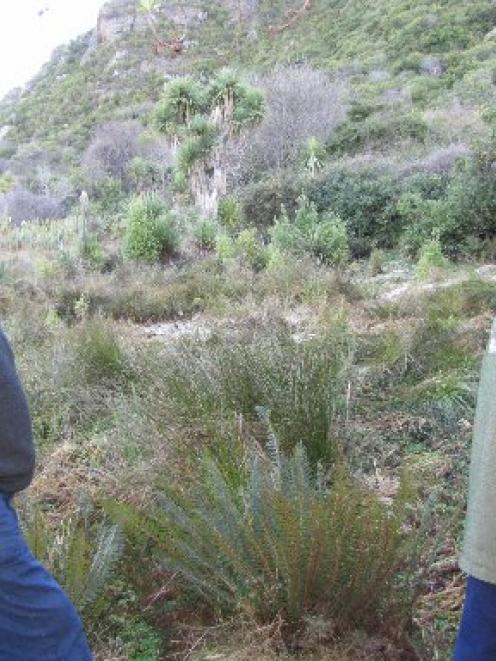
[0, 328, 92, 660]
[455, 320, 496, 660]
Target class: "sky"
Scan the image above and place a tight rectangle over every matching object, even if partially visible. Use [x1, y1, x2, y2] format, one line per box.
[0, 0, 107, 98]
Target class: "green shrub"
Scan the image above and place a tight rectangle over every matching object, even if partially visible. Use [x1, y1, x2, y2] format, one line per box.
[91, 176, 126, 218]
[129, 157, 166, 194]
[416, 237, 450, 280]
[307, 168, 401, 255]
[270, 196, 317, 256]
[193, 218, 217, 251]
[123, 195, 178, 263]
[154, 213, 179, 256]
[235, 228, 268, 271]
[240, 175, 301, 232]
[270, 198, 349, 266]
[438, 148, 496, 254]
[327, 111, 429, 156]
[110, 441, 417, 631]
[312, 213, 349, 266]
[217, 196, 240, 230]
[80, 234, 105, 271]
[215, 232, 236, 261]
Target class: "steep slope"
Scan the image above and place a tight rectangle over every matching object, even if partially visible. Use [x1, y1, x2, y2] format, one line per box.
[2, 0, 496, 157]
[1, 0, 496, 224]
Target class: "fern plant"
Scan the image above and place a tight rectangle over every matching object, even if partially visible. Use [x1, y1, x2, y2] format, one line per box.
[21, 509, 123, 613]
[108, 433, 418, 632]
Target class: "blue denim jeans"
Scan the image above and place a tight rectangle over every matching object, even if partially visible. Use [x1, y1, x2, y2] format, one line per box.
[0, 493, 92, 660]
[454, 576, 496, 660]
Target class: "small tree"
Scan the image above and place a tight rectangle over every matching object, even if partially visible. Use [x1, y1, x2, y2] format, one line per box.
[154, 71, 264, 216]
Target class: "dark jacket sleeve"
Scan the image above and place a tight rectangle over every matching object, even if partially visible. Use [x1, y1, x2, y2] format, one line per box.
[0, 329, 35, 494]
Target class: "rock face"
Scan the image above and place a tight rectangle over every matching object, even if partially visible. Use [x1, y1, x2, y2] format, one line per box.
[97, 0, 261, 44]
[97, 0, 140, 44]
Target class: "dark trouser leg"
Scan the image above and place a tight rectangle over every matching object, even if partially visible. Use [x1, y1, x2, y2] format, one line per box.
[454, 576, 496, 660]
[0, 495, 92, 660]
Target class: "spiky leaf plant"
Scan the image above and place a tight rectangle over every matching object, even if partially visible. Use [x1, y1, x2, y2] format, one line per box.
[154, 78, 208, 135]
[22, 510, 123, 612]
[108, 437, 418, 633]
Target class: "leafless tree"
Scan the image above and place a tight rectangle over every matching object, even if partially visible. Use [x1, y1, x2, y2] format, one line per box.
[0, 188, 64, 224]
[83, 121, 142, 188]
[227, 65, 348, 186]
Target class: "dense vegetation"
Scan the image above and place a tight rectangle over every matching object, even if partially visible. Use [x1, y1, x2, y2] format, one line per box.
[3, 0, 496, 658]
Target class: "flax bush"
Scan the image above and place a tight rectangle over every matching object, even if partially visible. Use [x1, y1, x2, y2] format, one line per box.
[142, 317, 353, 467]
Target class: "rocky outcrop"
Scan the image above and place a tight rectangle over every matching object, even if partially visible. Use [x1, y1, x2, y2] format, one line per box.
[96, 0, 260, 45]
[97, 0, 141, 44]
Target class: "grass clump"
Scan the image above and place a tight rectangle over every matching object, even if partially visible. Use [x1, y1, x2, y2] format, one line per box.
[74, 320, 129, 384]
[192, 218, 217, 251]
[151, 317, 353, 467]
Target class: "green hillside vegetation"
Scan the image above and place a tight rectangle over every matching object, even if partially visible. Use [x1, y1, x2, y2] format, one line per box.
[2, 0, 496, 658]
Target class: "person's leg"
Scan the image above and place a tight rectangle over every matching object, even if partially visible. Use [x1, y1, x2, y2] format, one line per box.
[0, 495, 92, 660]
[454, 576, 496, 660]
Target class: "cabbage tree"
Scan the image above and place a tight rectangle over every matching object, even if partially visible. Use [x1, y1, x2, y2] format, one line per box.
[155, 71, 264, 216]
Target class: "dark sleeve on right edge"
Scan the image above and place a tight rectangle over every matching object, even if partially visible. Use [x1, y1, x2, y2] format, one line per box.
[0, 329, 35, 494]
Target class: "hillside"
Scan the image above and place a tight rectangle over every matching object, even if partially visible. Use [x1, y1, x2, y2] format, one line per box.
[2, 1, 496, 659]
[3, 0, 496, 165]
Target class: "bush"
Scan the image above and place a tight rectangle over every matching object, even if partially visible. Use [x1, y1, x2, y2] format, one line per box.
[270, 197, 349, 266]
[217, 196, 240, 230]
[240, 174, 301, 232]
[328, 111, 429, 156]
[80, 234, 105, 271]
[312, 213, 349, 266]
[90, 176, 127, 218]
[307, 168, 401, 255]
[124, 194, 178, 263]
[215, 232, 236, 261]
[110, 441, 417, 631]
[235, 228, 268, 271]
[438, 147, 496, 253]
[193, 218, 217, 251]
[416, 238, 449, 281]
[0, 188, 64, 223]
